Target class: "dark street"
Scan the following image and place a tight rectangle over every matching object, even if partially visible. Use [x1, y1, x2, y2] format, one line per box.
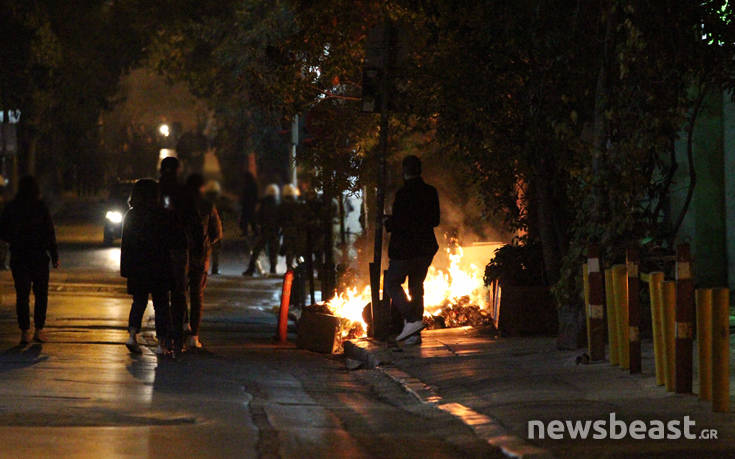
[0, 239, 499, 458]
[4, 2, 735, 457]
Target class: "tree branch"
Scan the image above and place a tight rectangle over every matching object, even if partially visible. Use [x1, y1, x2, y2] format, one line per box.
[670, 85, 707, 242]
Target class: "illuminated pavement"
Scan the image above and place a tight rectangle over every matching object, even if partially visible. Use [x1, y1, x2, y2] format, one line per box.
[0, 242, 501, 458]
[350, 328, 735, 458]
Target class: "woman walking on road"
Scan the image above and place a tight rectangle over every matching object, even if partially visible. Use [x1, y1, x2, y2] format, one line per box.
[0, 176, 59, 344]
[183, 173, 222, 349]
[121, 179, 173, 354]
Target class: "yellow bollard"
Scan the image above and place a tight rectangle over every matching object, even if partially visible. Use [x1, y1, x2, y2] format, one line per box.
[696, 289, 713, 401]
[649, 272, 665, 386]
[605, 269, 619, 365]
[583, 263, 590, 356]
[712, 288, 729, 413]
[662, 281, 677, 392]
[612, 265, 629, 369]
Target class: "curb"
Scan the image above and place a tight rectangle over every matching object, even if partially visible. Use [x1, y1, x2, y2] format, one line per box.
[344, 338, 553, 459]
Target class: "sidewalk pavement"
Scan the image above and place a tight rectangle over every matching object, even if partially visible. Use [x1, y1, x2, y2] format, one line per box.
[345, 328, 735, 458]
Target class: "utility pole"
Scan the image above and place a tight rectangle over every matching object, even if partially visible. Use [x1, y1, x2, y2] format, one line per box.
[366, 18, 393, 337]
[290, 114, 299, 186]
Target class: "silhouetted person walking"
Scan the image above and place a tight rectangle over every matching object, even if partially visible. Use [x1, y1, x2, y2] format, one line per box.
[158, 156, 189, 352]
[0, 176, 59, 344]
[385, 156, 440, 342]
[240, 171, 258, 238]
[243, 184, 280, 276]
[183, 173, 222, 349]
[121, 179, 172, 354]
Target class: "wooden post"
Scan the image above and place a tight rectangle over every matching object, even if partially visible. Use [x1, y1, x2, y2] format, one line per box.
[626, 248, 641, 374]
[648, 272, 665, 385]
[695, 288, 713, 401]
[712, 288, 730, 412]
[604, 269, 619, 365]
[675, 244, 694, 394]
[662, 281, 677, 391]
[586, 246, 605, 361]
[612, 265, 629, 369]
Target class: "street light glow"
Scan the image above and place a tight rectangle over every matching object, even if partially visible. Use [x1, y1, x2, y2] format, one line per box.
[159, 123, 170, 137]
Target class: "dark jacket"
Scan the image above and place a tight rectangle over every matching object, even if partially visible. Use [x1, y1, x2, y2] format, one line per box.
[386, 177, 440, 260]
[0, 198, 58, 264]
[256, 195, 280, 233]
[186, 196, 223, 270]
[121, 206, 172, 289]
[240, 180, 258, 228]
[158, 176, 188, 250]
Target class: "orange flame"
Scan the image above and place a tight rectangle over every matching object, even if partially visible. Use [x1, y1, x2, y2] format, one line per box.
[326, 246, 490, 338]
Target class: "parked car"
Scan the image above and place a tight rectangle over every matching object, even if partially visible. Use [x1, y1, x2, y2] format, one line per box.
[103, 180, 135, 245]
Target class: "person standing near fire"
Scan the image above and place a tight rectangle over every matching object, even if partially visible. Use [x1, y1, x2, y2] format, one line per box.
[385, 155, 440, 342]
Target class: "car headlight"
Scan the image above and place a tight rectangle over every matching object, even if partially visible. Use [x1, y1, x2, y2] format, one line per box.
[105, 210, 123, 224]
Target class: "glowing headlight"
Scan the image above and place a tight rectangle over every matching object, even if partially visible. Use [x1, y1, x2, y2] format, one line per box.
[105, 210, 123, 224]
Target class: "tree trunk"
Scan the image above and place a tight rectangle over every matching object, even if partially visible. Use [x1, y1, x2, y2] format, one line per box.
[533, 173, 561, 285]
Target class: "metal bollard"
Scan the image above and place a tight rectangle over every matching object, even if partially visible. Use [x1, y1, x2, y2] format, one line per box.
[662, 281, 677, 391]
[695, 289, 713, 401]
[675, 244, 694, 394]
[612, 265, 629, 369]
[648, 272, 665, 386]
[587, 246, 605, 361]
[277, 270, 295, 343]
[712, 288, 729, 412]
[604, 269, 619, 365]
[626, 248, 641, 374]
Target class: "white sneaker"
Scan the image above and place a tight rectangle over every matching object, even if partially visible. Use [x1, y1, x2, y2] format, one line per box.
[125, 333, 142, 354]
[33, 329, 47, 343]
[403, 334, 422, 345]
[187, 335, 203, 349]
[20, 329, 32, 344]
[396, 320, 425, 341]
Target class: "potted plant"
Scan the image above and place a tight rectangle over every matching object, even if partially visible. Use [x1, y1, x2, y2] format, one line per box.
[484, 238, 557, 335]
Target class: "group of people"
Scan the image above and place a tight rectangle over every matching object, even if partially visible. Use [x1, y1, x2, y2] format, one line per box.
[121, 156, 222, 355]
[0, 154, 438, 349]
[241, 180, 325, 277]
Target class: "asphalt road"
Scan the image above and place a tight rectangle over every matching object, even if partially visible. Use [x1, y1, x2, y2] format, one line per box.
[0, 242, 501, 458]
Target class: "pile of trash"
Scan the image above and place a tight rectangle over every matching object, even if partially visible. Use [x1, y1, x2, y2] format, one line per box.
[302, 303, 366, 341]
[424, 295, 494, 329]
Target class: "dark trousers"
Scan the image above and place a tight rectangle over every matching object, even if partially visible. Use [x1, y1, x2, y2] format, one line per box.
[247, 230, 279, 273]
[169, 249, 189, 347]
[385, 255, 433, 323]
[210, 241, 221, 274]
[188, 267, 207, 335]
[128, 287, 170, 340]
[11, 255, 49, 330]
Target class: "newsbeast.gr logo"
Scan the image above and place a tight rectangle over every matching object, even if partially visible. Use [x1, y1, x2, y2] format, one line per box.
[528, 413, 719, 440]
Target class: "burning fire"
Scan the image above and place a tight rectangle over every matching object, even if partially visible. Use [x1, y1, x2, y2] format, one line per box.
[325, 246, 489, 338]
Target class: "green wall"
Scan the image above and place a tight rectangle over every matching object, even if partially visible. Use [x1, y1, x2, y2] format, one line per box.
[671, 91, 728, 288]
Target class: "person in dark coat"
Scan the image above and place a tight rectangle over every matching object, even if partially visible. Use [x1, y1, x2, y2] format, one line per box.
[183, 173, 222, 349]
[0, 176, 58, 344]
[385, 156, 440, 342]
[120, 179, 173, 354]
[278, 184, 307, 270]
[158, 156, 189, 352]
[243, 184, 280, 276]
[239, 171, 258, 238]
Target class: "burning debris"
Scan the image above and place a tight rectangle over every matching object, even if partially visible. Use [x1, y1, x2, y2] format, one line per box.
[308, 242, 501, 343]
[423, 296, 494, 329]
